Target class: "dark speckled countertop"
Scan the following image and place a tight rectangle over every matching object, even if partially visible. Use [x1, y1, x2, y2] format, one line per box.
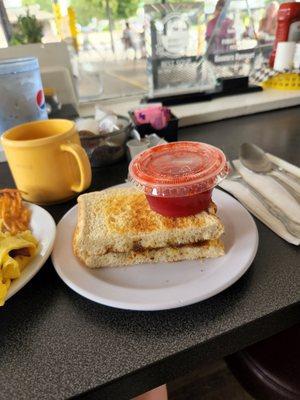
[0, 107, 299, 400]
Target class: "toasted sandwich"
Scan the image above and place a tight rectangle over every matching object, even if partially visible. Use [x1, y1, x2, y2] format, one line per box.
[73, 187, 225, 268]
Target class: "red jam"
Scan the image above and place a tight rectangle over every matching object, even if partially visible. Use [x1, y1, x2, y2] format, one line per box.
[146, 190, 212, 217]
[129, 141, 228, 217]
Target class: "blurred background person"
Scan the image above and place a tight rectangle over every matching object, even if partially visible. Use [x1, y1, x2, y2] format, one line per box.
[257, 1, 279, 43]
[134, 385, 168, 400]
[139, 28, 146, 59]
[206, 0, 236, 54]
[122, 21, 137, 59]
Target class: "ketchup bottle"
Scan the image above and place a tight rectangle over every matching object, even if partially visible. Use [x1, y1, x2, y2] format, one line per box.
[269, 2, 300, 67]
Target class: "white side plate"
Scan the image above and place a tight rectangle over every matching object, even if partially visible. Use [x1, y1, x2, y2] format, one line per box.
[6, 204, 56, 301]
[52, 186, 258, 311]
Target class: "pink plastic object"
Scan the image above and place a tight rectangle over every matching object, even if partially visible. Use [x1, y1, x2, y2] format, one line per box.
[133, 106, 170, 130]
[129, 141, 229, 217]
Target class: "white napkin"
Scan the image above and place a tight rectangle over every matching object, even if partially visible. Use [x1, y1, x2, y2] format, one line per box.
[219, 155, 300, 245]
[267, 153, 300, 178]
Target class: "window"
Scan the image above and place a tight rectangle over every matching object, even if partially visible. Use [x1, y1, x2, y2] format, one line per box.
[0, 0, 284, 104]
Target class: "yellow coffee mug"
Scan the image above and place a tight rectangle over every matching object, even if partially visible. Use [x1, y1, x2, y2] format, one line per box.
[1, 119, 92, 204]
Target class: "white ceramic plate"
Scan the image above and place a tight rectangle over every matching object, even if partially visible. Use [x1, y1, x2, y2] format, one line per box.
[6, 203, 56, 301]
[52, 186, 258, 311]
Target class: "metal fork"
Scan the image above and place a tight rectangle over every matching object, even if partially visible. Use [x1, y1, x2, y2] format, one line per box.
[227, 162, 300, 238]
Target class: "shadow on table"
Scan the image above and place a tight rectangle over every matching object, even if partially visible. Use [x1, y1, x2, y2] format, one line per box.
[68, 263, 255, 336]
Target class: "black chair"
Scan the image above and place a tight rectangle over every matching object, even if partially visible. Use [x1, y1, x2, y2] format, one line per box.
[226, 324, 300, 400]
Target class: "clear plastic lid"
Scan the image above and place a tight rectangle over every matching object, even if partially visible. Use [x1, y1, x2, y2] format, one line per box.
[129, 141, 229, 197]
[0, 57, 39, 75]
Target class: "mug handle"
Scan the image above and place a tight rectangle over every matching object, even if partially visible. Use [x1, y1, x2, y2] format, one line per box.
[60, 143, 92, 192]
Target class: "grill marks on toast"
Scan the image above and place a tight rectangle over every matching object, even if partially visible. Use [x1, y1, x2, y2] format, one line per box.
[103, 193, 159, 233]
[73, 187, 225, 268]
[81, 239, 225, 268]
[102, 191, 217, 234]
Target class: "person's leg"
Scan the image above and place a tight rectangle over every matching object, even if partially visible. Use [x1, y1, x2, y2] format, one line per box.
[133, 384, 168, 400]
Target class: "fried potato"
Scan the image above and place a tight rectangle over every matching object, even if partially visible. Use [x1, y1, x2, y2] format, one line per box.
[0, 189, 30, 234]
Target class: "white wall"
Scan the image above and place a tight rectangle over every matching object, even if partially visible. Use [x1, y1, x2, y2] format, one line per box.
[4, 0, 22, 8]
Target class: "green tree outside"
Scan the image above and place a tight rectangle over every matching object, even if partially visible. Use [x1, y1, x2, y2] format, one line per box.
[116, 0, 140, 19]
[23, 0, 52, 13]
[70, 0, 108, 25]
[22, 0, 142, 26]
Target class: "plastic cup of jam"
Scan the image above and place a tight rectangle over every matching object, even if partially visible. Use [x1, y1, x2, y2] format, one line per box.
[128, 141, 229, 217]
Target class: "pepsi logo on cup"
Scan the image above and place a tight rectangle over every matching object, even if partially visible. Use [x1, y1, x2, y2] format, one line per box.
[36, 89, 46, 110]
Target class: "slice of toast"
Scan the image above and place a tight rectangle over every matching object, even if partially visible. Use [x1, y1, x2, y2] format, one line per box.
[73, 187, 224, 266]
[76, 239, 225, 268]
